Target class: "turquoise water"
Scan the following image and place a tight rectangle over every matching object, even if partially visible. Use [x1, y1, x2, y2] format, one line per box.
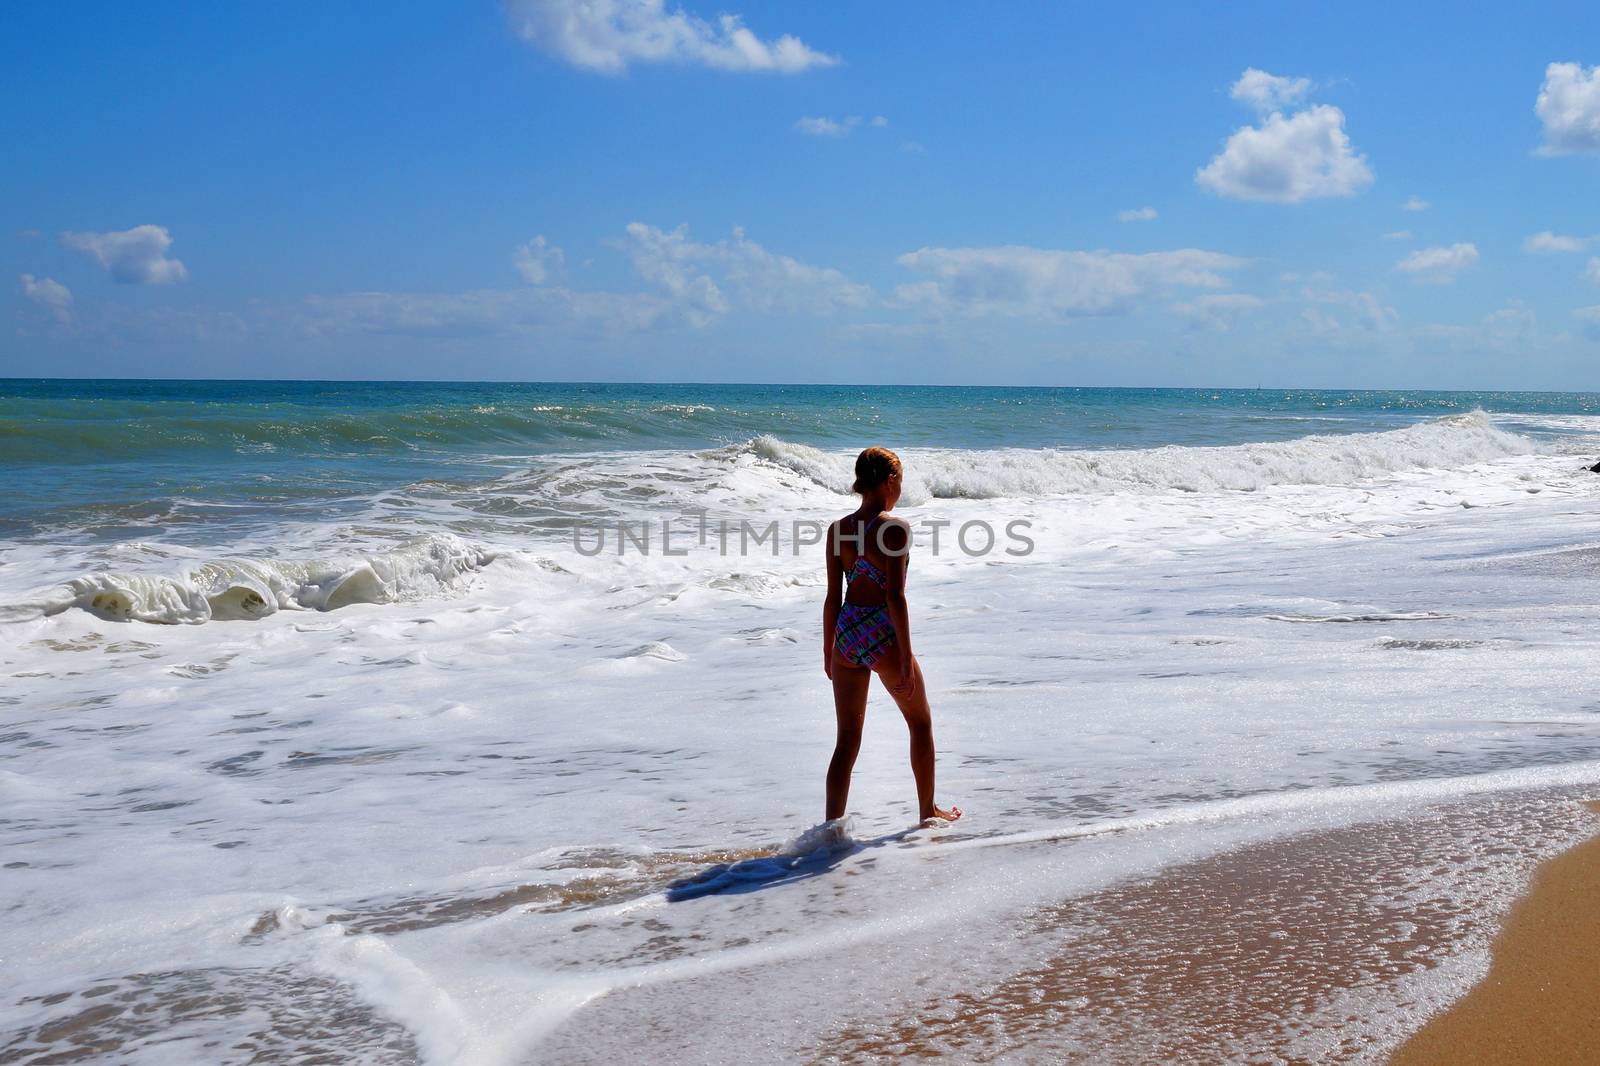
[5, 379, 1600, 543]
[10, 381, 1600, 1060]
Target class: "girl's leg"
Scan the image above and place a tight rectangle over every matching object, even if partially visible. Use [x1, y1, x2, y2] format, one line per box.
[827, 663, 871, 821]
[870, 643, 955, 822]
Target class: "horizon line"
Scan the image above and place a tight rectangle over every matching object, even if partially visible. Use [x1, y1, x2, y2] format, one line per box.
[2, 377, 1596, 396]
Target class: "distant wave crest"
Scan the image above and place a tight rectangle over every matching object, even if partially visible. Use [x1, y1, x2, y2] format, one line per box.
[744, 412, 1535, 501]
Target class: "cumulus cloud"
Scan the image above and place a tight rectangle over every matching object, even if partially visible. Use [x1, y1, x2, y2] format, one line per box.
[1174, 292, 1264, 331]
[505, 0, 836, 75]
[1117, 207, 1158, 223]
[1588, 257, 1600, 285]
[1524, 230, 1589, 253]
[1230, 68, 1311, 112]
[1196, 105, 1373, 203]
[1295, 286, 1399, 340]
[1402, 196, 1430, 211]
[514, 236, 566, 284]
[1395, 242, 1479, 283]
[296, 223, 868, 339]
[618, 224, 729, 324]
[1535, 62, 1600, 155]
[621, 223, 871, 317]
[60, 225, 188, 284]
[1383, 230, 1413, 241]
[19, 274, 73, 323]
[893, 245, 1243, 318]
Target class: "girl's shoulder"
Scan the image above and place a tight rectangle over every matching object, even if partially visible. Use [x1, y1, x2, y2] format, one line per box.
[867, 511, 908, 535]
[875, 514, 910, 545]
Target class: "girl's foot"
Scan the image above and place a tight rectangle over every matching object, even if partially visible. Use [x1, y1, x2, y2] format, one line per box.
[921, 805, 962, 825]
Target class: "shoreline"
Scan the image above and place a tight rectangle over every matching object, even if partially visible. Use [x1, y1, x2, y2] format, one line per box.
[529, 788, 1600, 1063]
[1388, 800, 1600, 1064]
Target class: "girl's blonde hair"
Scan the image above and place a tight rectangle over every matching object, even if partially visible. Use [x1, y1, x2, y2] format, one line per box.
[852, 446, 902, 494]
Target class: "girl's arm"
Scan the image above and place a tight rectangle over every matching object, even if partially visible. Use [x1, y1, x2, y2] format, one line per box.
[879, 519, 914, 681]
[822, 521, 842, 677]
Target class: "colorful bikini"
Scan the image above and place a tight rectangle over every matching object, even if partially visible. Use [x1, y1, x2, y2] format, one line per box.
[834, 519, 900, 669]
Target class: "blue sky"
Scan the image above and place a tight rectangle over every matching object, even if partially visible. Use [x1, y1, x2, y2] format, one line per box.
[4, 1, 1600, 387]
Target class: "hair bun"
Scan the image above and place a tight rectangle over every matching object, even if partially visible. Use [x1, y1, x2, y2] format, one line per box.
[852, 446, 902, 495]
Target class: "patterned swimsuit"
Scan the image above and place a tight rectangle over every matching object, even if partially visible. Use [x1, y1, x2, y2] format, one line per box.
[834, 518, 900, 669]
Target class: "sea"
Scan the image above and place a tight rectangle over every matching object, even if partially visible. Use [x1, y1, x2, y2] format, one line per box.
[5, 380, 1600, 1063]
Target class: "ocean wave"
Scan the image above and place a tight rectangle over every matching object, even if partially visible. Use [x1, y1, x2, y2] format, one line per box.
[745, 412, 1535, 500]
[1, 534, 496, 625]
[0, 398, 739, 464]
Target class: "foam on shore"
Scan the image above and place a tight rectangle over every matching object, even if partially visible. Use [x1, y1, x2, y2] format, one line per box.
[1, 533, 495, 624]
[5, 408, 1600, 1062]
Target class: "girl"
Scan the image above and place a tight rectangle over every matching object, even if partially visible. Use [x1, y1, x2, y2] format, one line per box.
[823, 446, 960, 825]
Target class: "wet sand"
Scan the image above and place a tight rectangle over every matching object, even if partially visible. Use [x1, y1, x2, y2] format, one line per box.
[530, 789, 1596, 1064]
[1389, 801, 1600, 1065]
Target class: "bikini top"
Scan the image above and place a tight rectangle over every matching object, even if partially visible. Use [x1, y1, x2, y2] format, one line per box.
[844, 516, 900, 590]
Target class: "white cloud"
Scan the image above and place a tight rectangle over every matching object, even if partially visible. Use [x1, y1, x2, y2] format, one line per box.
[1524, 230, 1589, 254]
[1575, 305, 1600, 338]
[1480, 301, 1536, 343]
[290, 223, 868, 340]
[1535, 62, 1600, 155]
[795, 115, 860, 137]
[893, 245, 1243, 318]
[1117, 207, 1159, 223]
[622, 223, 871, 316]
[505, 0, 836, 75]
[1402, 196, 1430, 211]
[619, 224, 731, 324]
[1395, 242, 1479, 283]
[1230, 68, 1311, 112]
[19, 274, 73, 323]
[1174, 292, 1263, 331]
[1196, 105, 1373, 203]
[1588, 257, 1600, 285]
[900, 141, 926, 155]
[1299, 285, 1399, 335]
[1383, 230, 1413, 241]
[514, 236, 566, 284]
[794, 115, 889, 138]
[1417, 301, 1538, 353]
[60, 225, 188, 284]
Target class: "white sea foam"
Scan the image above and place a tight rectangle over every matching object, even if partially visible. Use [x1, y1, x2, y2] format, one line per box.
[748, 411, 1535, 500]
[3, 533, 495, 625]
[5, 414, 1600, 1063]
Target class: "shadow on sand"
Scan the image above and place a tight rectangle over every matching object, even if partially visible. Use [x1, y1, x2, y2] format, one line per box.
[664, 820, 920, 902]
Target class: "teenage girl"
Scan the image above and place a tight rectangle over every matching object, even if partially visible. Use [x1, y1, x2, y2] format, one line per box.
[823, 446, 960, 825]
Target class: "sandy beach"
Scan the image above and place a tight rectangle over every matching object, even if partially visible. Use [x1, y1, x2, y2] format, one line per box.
[527, 787, 1600, 1063]
[1390, 800, 1600, 1065]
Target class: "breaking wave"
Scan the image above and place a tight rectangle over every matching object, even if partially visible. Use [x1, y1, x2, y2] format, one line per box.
[746, 412, 1535, 501]
[2, 534, 496, 625]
